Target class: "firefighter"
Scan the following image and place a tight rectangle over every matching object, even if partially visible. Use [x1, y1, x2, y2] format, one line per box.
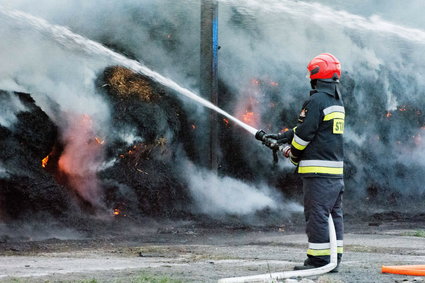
[266, 53, 344, 272]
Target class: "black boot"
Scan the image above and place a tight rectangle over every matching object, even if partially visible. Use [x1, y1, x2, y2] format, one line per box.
[330, 265, 339, 273]
[293, 258, 319, 271]
[293, 259, 339, 273]
[293, 264, 317, 271]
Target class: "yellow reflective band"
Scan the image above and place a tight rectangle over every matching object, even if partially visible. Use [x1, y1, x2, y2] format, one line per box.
[323, 112, 345, 121]
[290, 157, 299, 166]
[298, 166, 344, 175]
[307, 249, 331, 256]
[291, 139, 307, 150]
[307, 248, 343, 256]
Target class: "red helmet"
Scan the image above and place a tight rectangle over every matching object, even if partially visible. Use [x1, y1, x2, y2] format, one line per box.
[307, 53, 341, 80]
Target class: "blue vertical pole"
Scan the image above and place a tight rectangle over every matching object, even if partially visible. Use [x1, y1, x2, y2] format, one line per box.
[201, 0, 219, 172]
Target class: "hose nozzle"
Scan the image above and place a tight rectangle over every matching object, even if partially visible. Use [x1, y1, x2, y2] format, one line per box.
[256, 129, 277, 148]
[255, 129, 267, 142]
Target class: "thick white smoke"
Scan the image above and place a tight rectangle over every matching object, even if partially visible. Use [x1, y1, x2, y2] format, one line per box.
[185, 162, 301, 216]
[117, 128, 144, 146]
[1, 0, 201, 89]
[303, 0, 425, 30]
[0, 164, 8, 179]
[3, 0, 425, 103]
[0, 91, 27, 128]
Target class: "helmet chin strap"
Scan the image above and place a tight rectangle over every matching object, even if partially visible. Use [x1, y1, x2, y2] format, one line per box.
[310, 79, 318, 89]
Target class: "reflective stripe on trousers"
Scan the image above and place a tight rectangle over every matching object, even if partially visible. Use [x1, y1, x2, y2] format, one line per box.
[307, 240, 344, 256]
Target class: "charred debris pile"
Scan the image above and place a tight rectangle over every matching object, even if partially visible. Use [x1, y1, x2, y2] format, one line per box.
[0, 66, 197, 227]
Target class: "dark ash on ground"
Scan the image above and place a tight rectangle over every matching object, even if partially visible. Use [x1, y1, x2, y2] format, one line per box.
[1, 217, 425, 283]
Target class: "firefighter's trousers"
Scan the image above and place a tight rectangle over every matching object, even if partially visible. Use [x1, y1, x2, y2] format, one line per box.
[302, 177, 344, 267]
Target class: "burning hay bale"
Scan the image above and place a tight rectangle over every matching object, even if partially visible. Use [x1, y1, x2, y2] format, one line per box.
[98, 66, 194, 218]
[102, 66, 158, 102]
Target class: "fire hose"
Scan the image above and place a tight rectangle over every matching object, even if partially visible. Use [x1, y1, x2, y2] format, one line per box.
[217, 215, 338, 283]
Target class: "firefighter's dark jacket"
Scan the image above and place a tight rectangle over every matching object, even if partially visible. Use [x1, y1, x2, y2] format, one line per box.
[290, 79, 344, 178]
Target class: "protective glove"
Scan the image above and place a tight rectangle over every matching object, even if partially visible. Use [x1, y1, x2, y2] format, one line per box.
[263, 138, 278, 150]
[264, 133, 280, 140]
[265, 129, 294, 145]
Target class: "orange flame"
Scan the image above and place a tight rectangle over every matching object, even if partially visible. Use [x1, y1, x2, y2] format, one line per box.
[41, 155, 49, 168]
[58, 114, 104, 206]
[113, 208, 120, 216]
[235, 79, 263, 129]
[242, 111, 256, 125]
[95, 137, 105, 145]
[281, 127, 289, 132]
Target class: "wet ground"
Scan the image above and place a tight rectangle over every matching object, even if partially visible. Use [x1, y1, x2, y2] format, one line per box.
[0, 218, 425, 283]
